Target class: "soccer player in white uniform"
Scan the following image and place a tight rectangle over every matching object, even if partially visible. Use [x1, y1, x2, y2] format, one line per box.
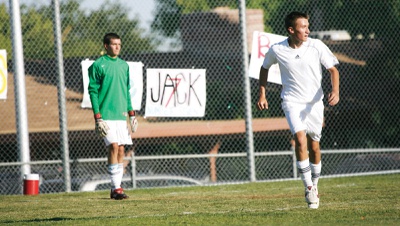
[257, 11, 340, 209]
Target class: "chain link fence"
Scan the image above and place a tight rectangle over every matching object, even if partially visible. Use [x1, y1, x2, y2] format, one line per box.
[1, 0, 399, 195]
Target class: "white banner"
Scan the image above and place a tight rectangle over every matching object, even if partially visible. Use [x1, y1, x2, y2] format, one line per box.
[81, 59, 143, 110]
[248, 31, 287, 84]
[0, 50, 7, 99]
[145, 69, 206, 117]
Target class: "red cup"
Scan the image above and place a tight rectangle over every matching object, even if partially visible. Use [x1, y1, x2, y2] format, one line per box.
[23, 174, 39, 195]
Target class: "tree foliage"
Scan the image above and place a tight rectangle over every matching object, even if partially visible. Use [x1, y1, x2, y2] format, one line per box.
[151, 0, 265, 38]
[1, 0, 155, 60]
[151, 0, 400, 40]
[0, 4, 12, 56]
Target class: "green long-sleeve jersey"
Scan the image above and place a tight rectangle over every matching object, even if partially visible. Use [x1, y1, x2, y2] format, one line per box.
[88, 55, 133, 120]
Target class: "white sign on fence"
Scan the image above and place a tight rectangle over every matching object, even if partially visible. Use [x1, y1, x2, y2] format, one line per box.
[0, 50, 7, 99]
[81, 59, 143, 110]
[145, 69, 206, 117]
[248, 31, 287, 84]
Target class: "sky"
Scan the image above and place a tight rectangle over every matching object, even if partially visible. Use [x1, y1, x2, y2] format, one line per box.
[80, 0, 155, 31]
[4, 0, 156, 31]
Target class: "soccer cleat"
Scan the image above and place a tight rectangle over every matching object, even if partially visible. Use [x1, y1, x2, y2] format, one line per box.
[305, 186, 319, 209]
[110, 188, 129, 200]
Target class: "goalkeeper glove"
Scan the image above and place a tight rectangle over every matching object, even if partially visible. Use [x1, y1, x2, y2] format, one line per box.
[94, 113, 109, 137]
[128, 110, 138, 133]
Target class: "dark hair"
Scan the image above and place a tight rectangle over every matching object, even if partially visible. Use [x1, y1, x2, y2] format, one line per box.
[103, 33, 120, 45]
[284, 12, 309, 32]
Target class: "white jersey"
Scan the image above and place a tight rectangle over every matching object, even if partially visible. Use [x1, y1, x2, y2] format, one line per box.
[262, 38, 338, 103]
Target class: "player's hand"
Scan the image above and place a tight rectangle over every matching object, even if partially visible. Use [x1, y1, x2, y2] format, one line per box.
[95, 118, 109, 137]
[128, 110, 138, 132]
[328, 91, 340, 106]
[257, 96, 269, 110]
[130, 116, 138, 132]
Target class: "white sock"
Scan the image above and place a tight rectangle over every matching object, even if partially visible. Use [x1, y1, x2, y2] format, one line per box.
[297, 159, 313, 188]
[118, 163, 124, 185]
[113, 163, 124, 190]
[311, 161, 322, 187]
[108, 164, 120, 190]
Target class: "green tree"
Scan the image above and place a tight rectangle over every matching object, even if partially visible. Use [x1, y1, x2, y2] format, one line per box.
[151, 0, 266, 38]
[21, 5, 54, 59]
[44, 0, 155, 58]
[3, 0, 155, 60]
[0, 4, 12, 58]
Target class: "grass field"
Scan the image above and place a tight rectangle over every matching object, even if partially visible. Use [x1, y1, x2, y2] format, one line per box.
[0, 174, 399, 225]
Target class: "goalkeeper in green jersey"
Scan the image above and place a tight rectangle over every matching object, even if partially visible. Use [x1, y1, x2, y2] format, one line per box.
[88, 33, 138, 200]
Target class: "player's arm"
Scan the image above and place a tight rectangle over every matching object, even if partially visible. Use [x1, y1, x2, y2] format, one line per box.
[88, 64, 101, 116]
[257, 66, 269, 110]
[88, 64, 109, 137]
[327, 66, 340, 106]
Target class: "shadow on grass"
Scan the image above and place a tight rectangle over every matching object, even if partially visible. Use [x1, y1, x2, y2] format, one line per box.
[1, 217, 74, 224]
[1, 215, 128, 224]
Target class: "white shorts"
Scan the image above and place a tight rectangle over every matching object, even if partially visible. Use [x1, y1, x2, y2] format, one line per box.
[102, 120, 132, 146]
[281, 101, 324, 142]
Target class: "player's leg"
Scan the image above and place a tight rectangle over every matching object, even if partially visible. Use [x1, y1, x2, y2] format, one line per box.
[283, 101, 316, 208]
[304, 101, 324, 209]
[294, 130, 313, 188]
[103, 121, 128, 199]
[283, 101, 313, 188]
[294, 130, 309, 161]
[104, 120, 120, 185]
[116, 121, 133, 183]
[110, 144, 124, 190]
[108, 142, 119, 164]
[107, 143, 120, 188]
[107, 143, 124, 199]
[294, 131, 319, 208]
[117, 144, 125, 179]
[117, 145, 126, 192]
[108, 144, 129, 199]
[308, 137, 321, 187]
[306, 100, 323, 188]
[109, 121, 133, 199]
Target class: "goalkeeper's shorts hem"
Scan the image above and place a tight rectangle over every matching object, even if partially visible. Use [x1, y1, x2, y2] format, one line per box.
[103, 120, 132, 146]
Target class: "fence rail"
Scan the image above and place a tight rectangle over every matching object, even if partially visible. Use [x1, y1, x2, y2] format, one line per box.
[1, 148, 399, 194]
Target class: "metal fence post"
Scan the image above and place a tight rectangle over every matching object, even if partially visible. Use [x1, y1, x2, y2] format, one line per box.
[10, 0, 31, 185]
[52, 0, 71, 192]
[131, 152, 136, 189]
[238, 0, 256, 182]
